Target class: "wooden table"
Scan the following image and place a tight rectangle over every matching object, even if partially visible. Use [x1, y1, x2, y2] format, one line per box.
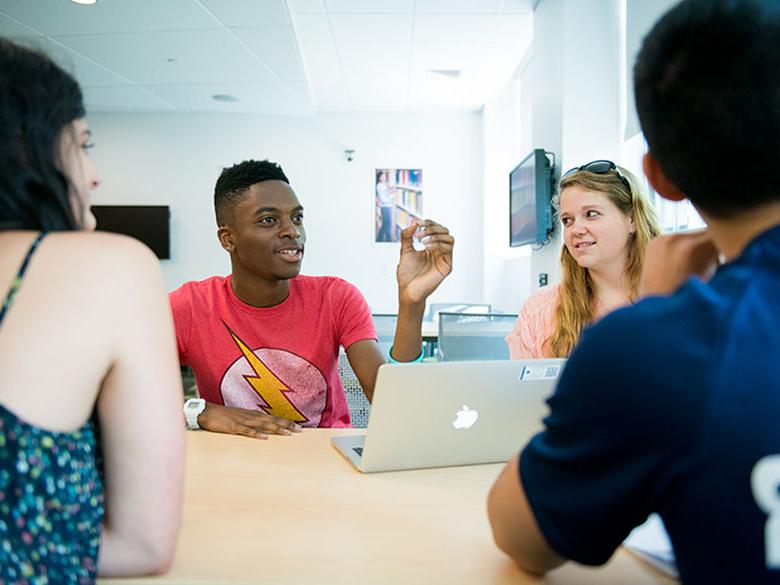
[101, 430, 677, 585]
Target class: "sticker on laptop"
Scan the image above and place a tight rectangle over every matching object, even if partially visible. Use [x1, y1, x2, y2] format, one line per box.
[519, 365, 561, 381]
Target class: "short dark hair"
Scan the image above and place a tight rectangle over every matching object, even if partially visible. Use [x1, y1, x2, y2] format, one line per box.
[214, 159, 289, 225]
[0, 38, 86, 231]
[634, 0, 780, 218]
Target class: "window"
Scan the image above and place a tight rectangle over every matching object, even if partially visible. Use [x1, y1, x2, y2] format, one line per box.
[620, 133, 705, 233]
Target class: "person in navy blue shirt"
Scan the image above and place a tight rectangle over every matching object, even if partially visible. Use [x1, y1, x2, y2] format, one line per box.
[487, 1, 780, 584]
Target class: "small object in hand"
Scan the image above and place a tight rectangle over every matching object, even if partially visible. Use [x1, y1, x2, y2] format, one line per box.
[412, 225, 427, 251]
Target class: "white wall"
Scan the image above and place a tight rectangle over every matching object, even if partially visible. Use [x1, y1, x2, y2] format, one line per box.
[88, 111, 483, 313]
[624, 0, 680, 140]
[482, 0, 623, 311]
[481, 61, 533, 314]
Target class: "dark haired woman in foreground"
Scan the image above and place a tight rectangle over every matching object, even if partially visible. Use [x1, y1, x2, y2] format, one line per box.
[0, 38, 183, 581]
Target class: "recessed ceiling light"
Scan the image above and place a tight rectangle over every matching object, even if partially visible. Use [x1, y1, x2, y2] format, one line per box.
[212, 94, 238, 103]
[70, 0, 100, 5]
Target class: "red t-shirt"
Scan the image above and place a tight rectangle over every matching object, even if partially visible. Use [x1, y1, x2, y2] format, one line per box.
[169, 275, 377, 428]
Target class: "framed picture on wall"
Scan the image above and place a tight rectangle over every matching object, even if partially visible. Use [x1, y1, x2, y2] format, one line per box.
[375, 168, 423, 243]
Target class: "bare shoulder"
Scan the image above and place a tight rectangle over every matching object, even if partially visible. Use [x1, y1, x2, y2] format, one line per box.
[37, 232, 164, 303]
[44, 232, 160, 276]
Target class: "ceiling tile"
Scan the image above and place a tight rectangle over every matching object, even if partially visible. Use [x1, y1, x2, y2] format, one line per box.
[338, 42, 410, 67]
[287, 0, 327, 13]
[411, 42, 489, 69]
[408, 72, 487, 111]
[0, 0, 219, 36]
[55, 30, 276, 85]
[287, 80, 313, 103]
[305, 65, 344, 84]
[485, 44, 530, 73]
[415, 0, 503, 14]
[42, 39, 131, 87]
[324, 0, 413, 13]
[409, 92, 482, 111]
[0, 11, 40, 37]
[312, 96, 351, 111]
[300, 43, 340, 66]
[3, 0, 530, 114]
[502, 0, 535, 14]
[232, 26, 305, 81]
[83, 85, 175, 112]
[200, 0, 290, 27]
[145, 82, 313, 115]
[491, 14, 533, 43]
[350, 94, 407, 111]
[308, 77, 351, 110]
[413, 14, 495, 42]
[342, 65, 407, 89]
[329, 14, 412, 42]
[342, 64, 407, 109]
[292, 13, 333, 42]
[12, 37, 130, 87]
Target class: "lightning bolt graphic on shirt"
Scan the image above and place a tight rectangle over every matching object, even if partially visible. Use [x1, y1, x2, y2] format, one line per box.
[225, 324, 306, 423]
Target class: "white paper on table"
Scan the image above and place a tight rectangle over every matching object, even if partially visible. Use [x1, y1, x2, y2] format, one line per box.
[624, 513, 679, 578]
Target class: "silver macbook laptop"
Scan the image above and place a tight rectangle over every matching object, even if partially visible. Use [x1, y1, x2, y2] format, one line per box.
[331, 359, 566, 473]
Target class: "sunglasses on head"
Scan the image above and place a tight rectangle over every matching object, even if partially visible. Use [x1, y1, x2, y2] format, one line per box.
[561, 159, 631, 191]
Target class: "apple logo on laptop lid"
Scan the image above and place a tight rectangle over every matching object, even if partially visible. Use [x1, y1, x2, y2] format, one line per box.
[453, 405, 479, 429]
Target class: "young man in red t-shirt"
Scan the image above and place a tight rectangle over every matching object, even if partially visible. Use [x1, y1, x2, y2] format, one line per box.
[170, 159, 454, 437]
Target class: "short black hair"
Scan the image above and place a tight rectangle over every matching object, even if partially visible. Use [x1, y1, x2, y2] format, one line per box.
[214, 159, 289, 225]
[634, 0, 780, 218]
[0, 38, 86, 231]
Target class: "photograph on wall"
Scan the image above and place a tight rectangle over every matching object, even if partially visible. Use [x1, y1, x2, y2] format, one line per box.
[375, 168, 423, 243]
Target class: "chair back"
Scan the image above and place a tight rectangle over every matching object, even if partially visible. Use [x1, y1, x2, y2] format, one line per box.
[427, 302, 491, 324]
[372, 313, 398, 356]
[337, 350, 371, 428]
[437, 312, 518, 362]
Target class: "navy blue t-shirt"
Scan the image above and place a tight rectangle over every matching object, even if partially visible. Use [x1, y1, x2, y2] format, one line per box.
[520, 224, 780, 585]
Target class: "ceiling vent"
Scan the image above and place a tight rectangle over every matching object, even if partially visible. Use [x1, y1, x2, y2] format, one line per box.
[426, 69, 462, 79]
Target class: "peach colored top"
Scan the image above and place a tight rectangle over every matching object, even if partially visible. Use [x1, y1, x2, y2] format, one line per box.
[506, 284, 560, 359]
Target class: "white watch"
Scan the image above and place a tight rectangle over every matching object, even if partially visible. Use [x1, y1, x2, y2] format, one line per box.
[183, 398, 206, 430]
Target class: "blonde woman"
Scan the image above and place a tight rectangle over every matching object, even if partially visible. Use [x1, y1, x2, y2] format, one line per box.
[506, 160, 661, 359]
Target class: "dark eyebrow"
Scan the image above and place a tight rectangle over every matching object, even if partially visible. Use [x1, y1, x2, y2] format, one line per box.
[254, 205, 304, 215]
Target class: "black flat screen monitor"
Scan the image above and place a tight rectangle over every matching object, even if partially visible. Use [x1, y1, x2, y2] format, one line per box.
[509, 149, 554, 247]
[91, 205, 170, 259]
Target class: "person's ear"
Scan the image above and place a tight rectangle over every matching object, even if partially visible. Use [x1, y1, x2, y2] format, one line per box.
[217, 225, 236, 253]
[643, 152, 686, 202]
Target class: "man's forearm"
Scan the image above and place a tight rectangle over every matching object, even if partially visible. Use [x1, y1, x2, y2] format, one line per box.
[389, 297, 425, 361]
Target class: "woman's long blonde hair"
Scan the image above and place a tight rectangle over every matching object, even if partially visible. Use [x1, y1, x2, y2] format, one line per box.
[544, 165, 661, 358]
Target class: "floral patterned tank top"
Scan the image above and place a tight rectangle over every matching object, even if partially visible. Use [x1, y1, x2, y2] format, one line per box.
[0, 234, 105, 584]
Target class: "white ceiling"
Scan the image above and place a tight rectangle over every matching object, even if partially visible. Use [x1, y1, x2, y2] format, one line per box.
[0, 0, 534, 115]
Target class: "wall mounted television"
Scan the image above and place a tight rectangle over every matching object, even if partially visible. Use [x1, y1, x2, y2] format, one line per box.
[91, 205, 170, 259]
[509, 149, 555, 247]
